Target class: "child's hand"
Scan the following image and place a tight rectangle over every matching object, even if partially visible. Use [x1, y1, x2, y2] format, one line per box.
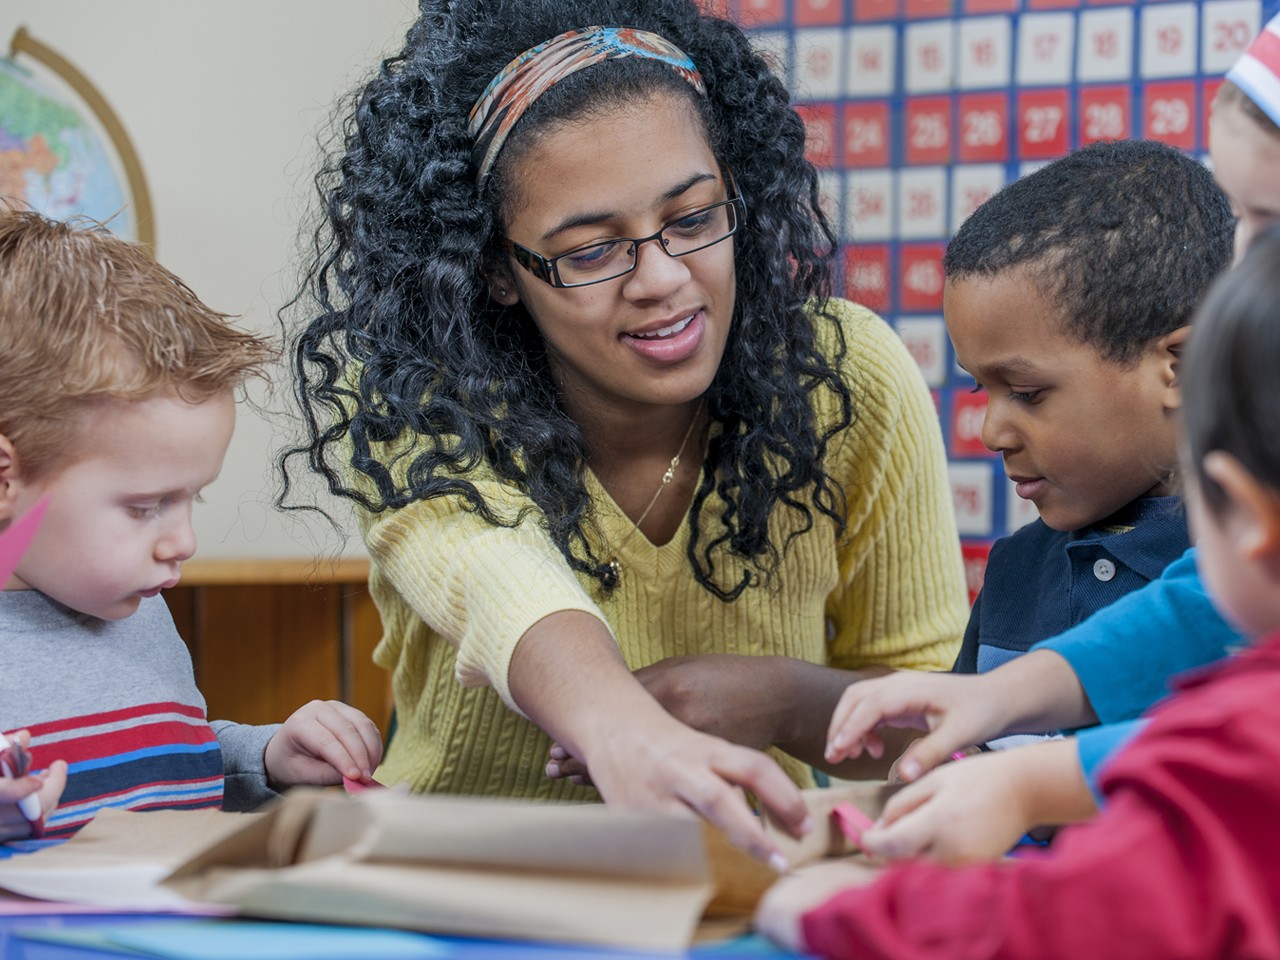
[825, 650, 1096, 782]
[0, 731, 67, 840]
[263, 700, 383, 788]
[859, 738, 1098, 865]
[754, 859, 880, 953]
[824, 670, 1006, 778]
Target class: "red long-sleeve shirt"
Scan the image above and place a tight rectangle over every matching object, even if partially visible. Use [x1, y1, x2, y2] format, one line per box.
[802, 630, 1280, 960]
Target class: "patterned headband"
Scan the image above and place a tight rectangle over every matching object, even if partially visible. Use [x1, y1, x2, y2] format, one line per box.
[1227, 12, 1280, 129]
[467, 26, 707, 189]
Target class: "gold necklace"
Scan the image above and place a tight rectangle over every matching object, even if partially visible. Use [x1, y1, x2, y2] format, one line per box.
[601, 399, 704, 589]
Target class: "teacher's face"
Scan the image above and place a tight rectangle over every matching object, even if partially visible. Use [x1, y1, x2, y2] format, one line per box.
[493, 94, 736, 414]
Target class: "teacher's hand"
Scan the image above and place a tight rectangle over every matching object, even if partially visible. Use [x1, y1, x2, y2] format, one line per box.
[511, 611, 812, 868]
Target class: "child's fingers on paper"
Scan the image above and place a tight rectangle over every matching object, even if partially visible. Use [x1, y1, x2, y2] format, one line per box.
[824, 686, 873, 761]
[0, 774, 41, 804]
[825, 684, 930, 763]
[317, 700, 384, 770]
[754, 860, 879, 952]
[859, 818, 931, 860]
[37, 760, 66, 814]
[858, 790, 943, 860]
[310, 703, 383, 778]
[875, 776, 937, 828]
[894, 728, 974, 783]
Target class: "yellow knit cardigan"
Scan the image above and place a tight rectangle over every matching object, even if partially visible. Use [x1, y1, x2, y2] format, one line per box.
[361, 299, 967, 796]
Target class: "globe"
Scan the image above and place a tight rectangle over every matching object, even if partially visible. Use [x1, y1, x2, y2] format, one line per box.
[0, 55, 134, 239]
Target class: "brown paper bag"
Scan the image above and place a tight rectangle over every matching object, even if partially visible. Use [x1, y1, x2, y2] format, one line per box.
[760, 782, 899, 868]
[164, 790, 775, 951]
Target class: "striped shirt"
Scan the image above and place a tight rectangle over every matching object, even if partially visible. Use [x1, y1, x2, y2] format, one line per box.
[0, 592, 278, 836]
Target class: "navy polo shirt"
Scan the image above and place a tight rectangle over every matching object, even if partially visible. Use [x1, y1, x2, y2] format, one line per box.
[953, 496, 1189, 674]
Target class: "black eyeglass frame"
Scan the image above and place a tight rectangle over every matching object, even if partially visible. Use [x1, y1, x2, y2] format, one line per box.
[502, 183, 746, 289]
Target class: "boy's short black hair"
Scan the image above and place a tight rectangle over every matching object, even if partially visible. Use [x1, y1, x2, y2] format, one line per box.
[943, 139, 1234, 364]
[1184, 225, 1280, 512]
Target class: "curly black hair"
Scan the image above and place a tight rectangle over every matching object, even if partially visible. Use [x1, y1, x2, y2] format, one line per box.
[943, 139, 1234, 364]
[281, 0, 853, 600]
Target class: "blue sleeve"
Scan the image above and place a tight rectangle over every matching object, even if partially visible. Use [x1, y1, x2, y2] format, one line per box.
[1076, 719, 1148, 802]
[1031, 548, 1241, 723]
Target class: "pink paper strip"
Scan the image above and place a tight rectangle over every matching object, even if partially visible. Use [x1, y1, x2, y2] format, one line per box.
[342, 776, 382, 794]
[0, 499, 49, 587]
[831, 802, 876, 850]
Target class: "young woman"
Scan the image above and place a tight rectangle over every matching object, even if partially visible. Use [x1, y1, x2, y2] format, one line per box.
[287, 0, 966, 864]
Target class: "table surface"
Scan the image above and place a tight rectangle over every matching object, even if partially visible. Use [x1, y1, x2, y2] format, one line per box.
[0, 912, 809, 960]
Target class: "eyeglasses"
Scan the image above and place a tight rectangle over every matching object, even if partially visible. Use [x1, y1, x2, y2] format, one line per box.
[503, 190, 745, 289]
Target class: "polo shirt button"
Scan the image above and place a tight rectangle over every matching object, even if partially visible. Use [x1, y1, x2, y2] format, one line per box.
[1093, 559, 1116, 582]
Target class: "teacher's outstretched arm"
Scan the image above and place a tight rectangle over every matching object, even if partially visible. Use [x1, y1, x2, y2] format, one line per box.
[510, 610, 812, 870]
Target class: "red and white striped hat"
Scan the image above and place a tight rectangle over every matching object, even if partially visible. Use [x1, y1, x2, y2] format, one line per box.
[1227, 12, 1280, 128]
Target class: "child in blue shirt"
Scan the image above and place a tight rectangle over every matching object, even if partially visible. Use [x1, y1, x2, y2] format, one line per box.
[941, 139, 1233, 680]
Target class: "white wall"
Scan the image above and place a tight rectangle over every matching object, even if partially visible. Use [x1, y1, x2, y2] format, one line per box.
[1, 1, 420, 558]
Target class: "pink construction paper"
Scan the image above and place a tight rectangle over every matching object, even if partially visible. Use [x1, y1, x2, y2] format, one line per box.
[342, 776, 382, 794]
[831, 802, 876, 850]
[0, 499, 48, 587]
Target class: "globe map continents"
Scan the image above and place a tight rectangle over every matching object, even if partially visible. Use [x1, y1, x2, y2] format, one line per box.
[0, 56, 134, 239]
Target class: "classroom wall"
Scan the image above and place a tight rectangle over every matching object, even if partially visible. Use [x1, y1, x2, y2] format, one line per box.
[0, 0, 419, 560]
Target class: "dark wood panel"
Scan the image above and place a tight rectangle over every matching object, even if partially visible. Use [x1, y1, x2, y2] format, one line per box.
[197, 584, 340, 725]
[164, 585, 199, 683]
[162, 580, 390, 733]
[347, 586, 394, 735]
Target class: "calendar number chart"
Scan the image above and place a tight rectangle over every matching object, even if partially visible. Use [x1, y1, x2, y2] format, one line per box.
[730, 0, 1273, 597]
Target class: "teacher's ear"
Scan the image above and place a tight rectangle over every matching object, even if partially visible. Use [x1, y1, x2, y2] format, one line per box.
[484, 262, 521, 307]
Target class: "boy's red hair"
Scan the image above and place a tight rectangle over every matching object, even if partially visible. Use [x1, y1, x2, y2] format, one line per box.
[0, 209, 276, 479]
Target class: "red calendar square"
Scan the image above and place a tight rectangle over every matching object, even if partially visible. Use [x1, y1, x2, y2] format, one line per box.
[958, 92, 1010, 162]
[855, 0, 900, 20]
[905, 96, 953, 165]
[844, 102, 891, 168]
[733, 0, 787, 23]
[793, 0, 847, 25]
[1144, 80, 1197, 150]
[1086, 0, 1128, 6]
[905, 0, 953, 19]
[1203, 78, 1225, 152]
[961, 542, 993, 604]
[697, 0, 733, 14]
[965, 0, 1018, 11]
[844, 245, 893, 312]
[1027, 0, 1080, 9]
[1016, 88, 1070, 159]
[950, 387, 998, 457]
[899, 243, 947, 311]
[796, 102, 838, 168]
[1079, 85, 1131, 144]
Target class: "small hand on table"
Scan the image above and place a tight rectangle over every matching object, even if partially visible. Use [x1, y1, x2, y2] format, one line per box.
[0, 730, 66, 840]
[754, 858, 880, 953]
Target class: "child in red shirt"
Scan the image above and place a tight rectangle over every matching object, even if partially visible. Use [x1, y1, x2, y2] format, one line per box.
[755, 228, 1280, 960]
